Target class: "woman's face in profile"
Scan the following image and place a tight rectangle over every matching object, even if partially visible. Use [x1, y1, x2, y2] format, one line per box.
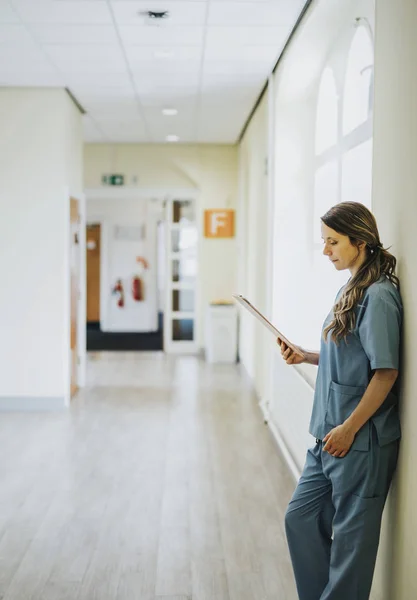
[321, 223, 365, 273]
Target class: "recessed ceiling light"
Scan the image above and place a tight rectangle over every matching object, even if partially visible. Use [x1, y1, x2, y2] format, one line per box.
[154, 49, 173, 59]
[166, 135, 179, 142]
[162, 108, 178, 116]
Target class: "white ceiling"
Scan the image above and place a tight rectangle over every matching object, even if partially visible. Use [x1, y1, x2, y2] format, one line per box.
[0, 0, 307, 143]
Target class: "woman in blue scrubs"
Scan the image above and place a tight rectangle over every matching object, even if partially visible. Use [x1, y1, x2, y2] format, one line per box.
[279, 202, 402, 600]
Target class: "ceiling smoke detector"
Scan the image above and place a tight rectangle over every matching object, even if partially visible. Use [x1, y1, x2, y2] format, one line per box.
[139, 10, 169, 21]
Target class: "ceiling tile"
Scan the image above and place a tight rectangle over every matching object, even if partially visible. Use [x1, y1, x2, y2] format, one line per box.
[202, 84, 264, 103]
[144, 99, 195, 117]
[12, 0, 113, 24]
[70, 86, 135, 104]
[0, 64, 63, 86]
[81, 98, 139, 114]
[118, 25, 204, 45]
[138, 94, 196, 109]
[130, 61, 201, 78]
[125, 44, 202, 61]
[200, 92, 258, 112]
[137, 84, 199, 108]
[65, 71, 131, 85]
[54, 61, 129, 74]
[203, 60, 271, 76]
[206, 25, 289, 47]
[0, 0, 306, 143]
[44, 43, 125, 63]
[202, 71, 265, 84]
[31, 24, 118, 44]
[208, 1, 303, 26]
[135, 80, 200, 99]
[140, 81, 199, 92]
[98, 118, 146, 130]
[0, 4, 20, 24]
[0, 44, 48, 66]
[148, 116, 195, 141]
[110, 0, 208, 2]
[0, 24, 35, 44]
[205, 44, 279, 62]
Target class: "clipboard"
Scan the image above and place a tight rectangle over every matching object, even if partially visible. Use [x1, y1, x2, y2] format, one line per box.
[232, 294, 305, 359]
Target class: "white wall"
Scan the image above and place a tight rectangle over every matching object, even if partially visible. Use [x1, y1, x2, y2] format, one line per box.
[84, 144, 238, 347]
[0, 88, 83, 406]
[87, 197, 159, 332]
[371, 1, 417, 597]
[237, 93, 271, 404]
[237, 0, 417, 598]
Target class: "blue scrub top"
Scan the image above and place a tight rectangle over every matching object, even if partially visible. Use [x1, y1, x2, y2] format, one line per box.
[310, 276, 402, 450]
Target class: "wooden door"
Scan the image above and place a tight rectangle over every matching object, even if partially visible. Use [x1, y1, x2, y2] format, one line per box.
[70, 198, 80, 398]
[86, 224, 101, 323]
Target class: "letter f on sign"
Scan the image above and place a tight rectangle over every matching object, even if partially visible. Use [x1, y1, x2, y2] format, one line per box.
[210, 211, 227, 236]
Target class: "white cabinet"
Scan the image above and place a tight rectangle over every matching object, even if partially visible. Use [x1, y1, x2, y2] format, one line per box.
[205, 304, 238, 364]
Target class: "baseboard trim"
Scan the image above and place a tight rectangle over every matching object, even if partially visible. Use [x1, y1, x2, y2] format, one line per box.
[260, 398, 302, 483]
[0, 396, 67, 411]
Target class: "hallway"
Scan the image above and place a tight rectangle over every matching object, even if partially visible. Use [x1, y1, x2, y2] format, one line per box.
[0, 354, 297, 600]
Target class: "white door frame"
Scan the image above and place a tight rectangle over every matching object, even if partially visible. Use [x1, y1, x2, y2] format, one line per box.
[64, 189, 86, 406]
[163, 195, 200, 354]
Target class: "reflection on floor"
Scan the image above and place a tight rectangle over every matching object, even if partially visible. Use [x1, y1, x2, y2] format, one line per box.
[0, 352, 297, 600]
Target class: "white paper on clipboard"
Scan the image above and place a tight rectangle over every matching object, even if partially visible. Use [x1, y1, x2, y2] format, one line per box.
[232, 294, 305, 359]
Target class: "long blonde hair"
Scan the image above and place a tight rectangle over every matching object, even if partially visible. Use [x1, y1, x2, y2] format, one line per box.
[322, 202, 399, 343]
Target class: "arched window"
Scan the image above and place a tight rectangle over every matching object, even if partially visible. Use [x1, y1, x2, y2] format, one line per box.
[310, 22, 375, 348]
[315, 67, 338, 155]
[343, 26, 374, 134]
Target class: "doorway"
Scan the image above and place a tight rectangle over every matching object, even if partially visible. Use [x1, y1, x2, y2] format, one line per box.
[85, 216, 164, 352]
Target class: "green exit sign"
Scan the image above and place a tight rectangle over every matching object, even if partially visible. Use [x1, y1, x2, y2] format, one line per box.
[102, 174, 125, 186]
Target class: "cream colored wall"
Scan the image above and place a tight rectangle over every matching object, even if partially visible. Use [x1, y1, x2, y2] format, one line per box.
[237, 94, 271, 402]
[0, 88, 83, 406]
[84, 144, 238, 347]
[372, 1, 417, 597]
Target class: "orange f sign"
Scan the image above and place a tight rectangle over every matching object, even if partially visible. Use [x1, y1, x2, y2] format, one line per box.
[204, 209, 235, 238]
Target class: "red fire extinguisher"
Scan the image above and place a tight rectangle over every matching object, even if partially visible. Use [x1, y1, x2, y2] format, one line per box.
[111, 279, 125, 308]
[132, 275, 144, 301]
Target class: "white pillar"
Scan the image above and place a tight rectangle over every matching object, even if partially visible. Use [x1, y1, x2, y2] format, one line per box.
[0, 88, 83, 409]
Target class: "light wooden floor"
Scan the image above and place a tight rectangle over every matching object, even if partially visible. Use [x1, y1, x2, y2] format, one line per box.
[0, 353, 297, 600]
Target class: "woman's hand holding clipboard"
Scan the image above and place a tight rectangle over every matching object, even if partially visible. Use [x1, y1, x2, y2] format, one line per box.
[232, 295, 306, 364]
[277, 339, 306, 365]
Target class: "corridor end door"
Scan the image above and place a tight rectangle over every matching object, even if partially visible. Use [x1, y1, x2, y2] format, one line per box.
[164, 198, 199, 354]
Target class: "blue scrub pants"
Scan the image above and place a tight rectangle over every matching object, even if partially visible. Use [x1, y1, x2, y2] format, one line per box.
[285, 427, 398, 600]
